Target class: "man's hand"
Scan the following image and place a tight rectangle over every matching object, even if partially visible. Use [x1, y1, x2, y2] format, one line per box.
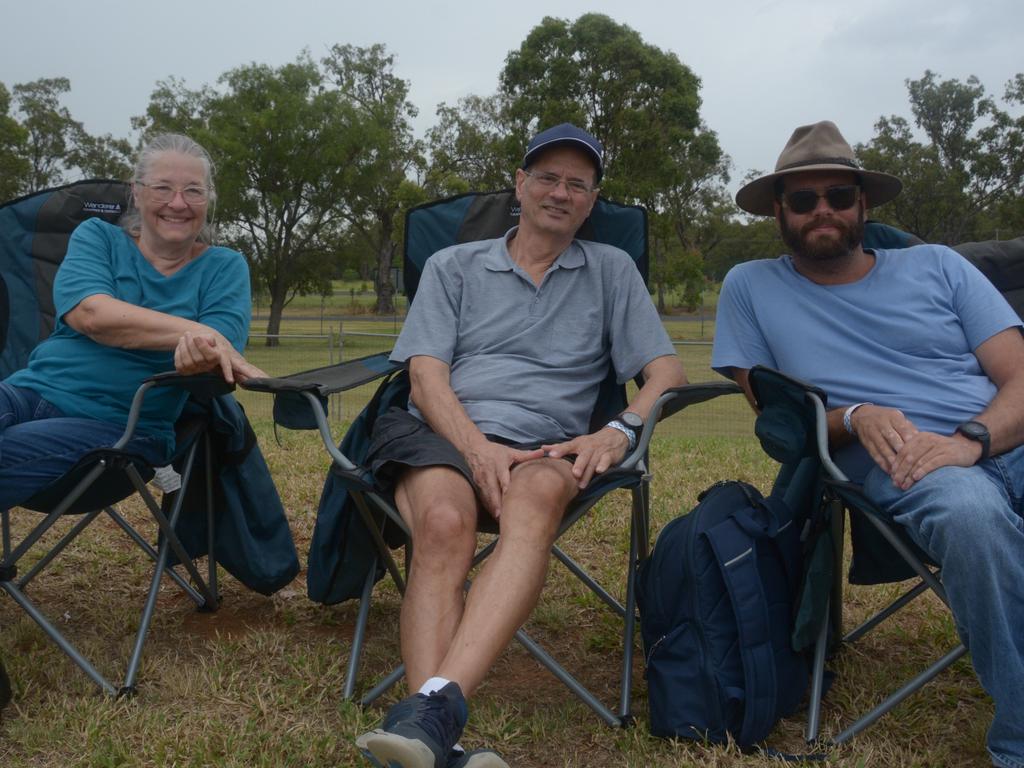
[174, 332, 267, 383]
[851, 404, 980, 489]
[543, 427, 629, 490]
[887, 431, 982, 490]
[464, 440, 545, 518]
[850, 404, 919, 475]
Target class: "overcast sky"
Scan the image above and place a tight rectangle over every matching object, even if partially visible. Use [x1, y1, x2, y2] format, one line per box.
[2, 0, 1021, 194]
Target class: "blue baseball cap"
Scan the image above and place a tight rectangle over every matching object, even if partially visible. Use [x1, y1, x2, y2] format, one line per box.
[522, 123, 604, 183]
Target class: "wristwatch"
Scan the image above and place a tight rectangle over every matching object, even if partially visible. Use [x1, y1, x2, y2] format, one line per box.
[956, 420, 990, 463]
[606, 412, 644, 452]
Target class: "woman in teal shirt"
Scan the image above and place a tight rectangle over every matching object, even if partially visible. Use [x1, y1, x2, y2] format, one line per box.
[0, 133, 263, 510]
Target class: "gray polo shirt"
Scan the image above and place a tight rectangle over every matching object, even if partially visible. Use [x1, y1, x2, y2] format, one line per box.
[391, 228, 676, 443]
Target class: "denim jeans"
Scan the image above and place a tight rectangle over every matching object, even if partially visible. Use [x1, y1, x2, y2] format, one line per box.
[864, 444, 1024, 768]
[0, 382, 167, 510]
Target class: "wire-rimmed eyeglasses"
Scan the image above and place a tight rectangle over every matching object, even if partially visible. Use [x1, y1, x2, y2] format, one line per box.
[135, 181, 210, 205]
[523, 170, 598, 195]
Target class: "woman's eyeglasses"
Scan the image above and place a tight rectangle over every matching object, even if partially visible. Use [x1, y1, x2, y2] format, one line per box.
[781, 184, 859, 214]
[136, 181, 210, 205]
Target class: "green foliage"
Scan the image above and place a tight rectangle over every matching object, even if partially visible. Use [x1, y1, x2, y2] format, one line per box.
[322, 44, 425, 315]
[136, 46, 425, 333]
[425, 94, 514, 195]
[857, 70, 1024, 243]
[0, 83, 30, 200]
[0, 77, 132, 199]
[424, 13, 731, 307]
[12, 77, 80, 190]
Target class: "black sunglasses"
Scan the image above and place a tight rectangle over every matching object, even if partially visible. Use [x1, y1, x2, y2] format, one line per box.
[781, 184, 860, 214]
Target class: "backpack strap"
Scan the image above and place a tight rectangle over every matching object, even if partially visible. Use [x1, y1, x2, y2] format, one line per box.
[705, 515, 777, 745]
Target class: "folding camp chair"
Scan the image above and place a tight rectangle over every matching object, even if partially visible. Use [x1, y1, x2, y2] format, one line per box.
[244, 189, 740, 726]
[747, 365, 966, 745]
[0, 180, 225, 696]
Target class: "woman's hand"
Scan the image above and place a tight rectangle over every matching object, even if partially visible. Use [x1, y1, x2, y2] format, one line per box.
[174, 332, 266, 383]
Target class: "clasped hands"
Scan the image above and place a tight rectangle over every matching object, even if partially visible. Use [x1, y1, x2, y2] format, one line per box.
[174, 330, 266, 384]
[465, 427, 631, 518]
[850, 404, 983, 490]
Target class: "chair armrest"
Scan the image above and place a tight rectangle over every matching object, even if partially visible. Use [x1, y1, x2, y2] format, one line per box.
[618, 380, 743, 471]
[241, 352, 401, 397]
[241, 353, 402, 471]
[115, 372, 235, 450]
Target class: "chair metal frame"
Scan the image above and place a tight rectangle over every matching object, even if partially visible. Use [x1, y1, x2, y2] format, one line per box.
[802, 388, 966, 744]
[748, 366, 965, 745]
[0, 373, 227, 697]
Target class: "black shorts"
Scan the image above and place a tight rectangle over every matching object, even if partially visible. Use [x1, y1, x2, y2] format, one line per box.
[366, 407, 573, 495]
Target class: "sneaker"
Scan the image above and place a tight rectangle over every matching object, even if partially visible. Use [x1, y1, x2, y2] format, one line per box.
[447, 748, 510, 768]
[0, 657, 11, 711]
[356, 682, 468, 768]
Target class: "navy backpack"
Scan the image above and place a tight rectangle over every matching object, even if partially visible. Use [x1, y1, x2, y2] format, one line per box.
[636, 479, 809, 746]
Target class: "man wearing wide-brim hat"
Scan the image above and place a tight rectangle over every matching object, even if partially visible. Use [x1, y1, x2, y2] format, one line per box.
[712, 120, 1024, 768]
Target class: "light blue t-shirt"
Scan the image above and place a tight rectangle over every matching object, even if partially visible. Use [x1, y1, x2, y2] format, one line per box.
[391, 229, 676, 443]
[711, 244, 1021, 474]
[7, 217, 252, 453]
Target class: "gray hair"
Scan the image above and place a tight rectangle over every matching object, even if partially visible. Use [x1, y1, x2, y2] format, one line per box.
[120, 133, 218, 243]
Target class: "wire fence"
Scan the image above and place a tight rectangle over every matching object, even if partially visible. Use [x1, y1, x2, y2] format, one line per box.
[236, 331, 755, 440]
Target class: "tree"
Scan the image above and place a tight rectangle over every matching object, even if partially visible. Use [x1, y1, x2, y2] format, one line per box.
[425, 95, 517, 195]
[323, 44, 425, 315]
[427, 14, 731, 308]
[66, 133, 133, 180]
[2, 77, 133, 196]
[11, 78, 82, 191]
[138, 55, 365, 342]
[0, 83, 30, 200]
[857, 71, 1024, 243]
[138, 47, 423, 334]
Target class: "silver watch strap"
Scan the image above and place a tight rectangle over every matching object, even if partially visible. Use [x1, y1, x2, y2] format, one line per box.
[605, 419, 637, 451]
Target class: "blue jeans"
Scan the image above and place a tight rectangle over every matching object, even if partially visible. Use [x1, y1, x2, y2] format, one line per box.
[864, 444, 1024, 768]
[0, 383, 167, 511]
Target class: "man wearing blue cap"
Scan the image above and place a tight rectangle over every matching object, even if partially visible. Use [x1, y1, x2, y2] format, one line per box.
[356, 124, 685, 768]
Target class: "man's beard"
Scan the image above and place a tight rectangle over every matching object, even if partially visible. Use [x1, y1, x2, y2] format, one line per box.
[780, 207, 864, 262]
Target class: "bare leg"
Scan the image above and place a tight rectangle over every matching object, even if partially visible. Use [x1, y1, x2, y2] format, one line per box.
[436, 458, 577, 695]
[393, 466, 478, 692]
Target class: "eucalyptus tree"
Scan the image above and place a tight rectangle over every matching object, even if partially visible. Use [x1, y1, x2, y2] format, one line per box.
[857, 70, 1024, 243]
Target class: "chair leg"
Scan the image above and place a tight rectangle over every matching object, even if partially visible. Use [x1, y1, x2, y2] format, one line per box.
[618, 495, 643, 724]
[514, 627, 623, 727]
[123, 527, 175, 694]
[830, 644, 968, 745]
[204, 431, 219, 604]
[0, 580, 117, 696]
[805, 594, 830, 743]
[343, 556, 379, 700]
[361, 664, 406, 707]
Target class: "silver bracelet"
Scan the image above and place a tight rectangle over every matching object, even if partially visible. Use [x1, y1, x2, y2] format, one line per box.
[843, 402, 871, 435]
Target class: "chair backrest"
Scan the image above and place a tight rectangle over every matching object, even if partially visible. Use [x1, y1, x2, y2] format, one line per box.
[403, 189, 648, 302]
[403, 189, 649, 430]
[864, 222, 1024, 321]
[0, 179, 129, 378]
[951, 237, 1024, 321]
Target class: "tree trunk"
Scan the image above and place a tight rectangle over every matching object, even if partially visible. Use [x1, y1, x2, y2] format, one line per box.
[374, 239, 397, 316]
[653, 239, 667, 314]
[264, 291, 286, 347]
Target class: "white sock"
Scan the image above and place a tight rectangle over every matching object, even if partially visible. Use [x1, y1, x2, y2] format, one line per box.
[418, 676, 451, 696]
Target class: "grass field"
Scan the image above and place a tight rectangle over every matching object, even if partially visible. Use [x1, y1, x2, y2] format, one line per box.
[0, 421, 989, 767]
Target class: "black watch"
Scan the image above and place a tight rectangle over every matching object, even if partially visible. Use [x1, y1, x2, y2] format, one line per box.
[956, 420, 990, 463]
